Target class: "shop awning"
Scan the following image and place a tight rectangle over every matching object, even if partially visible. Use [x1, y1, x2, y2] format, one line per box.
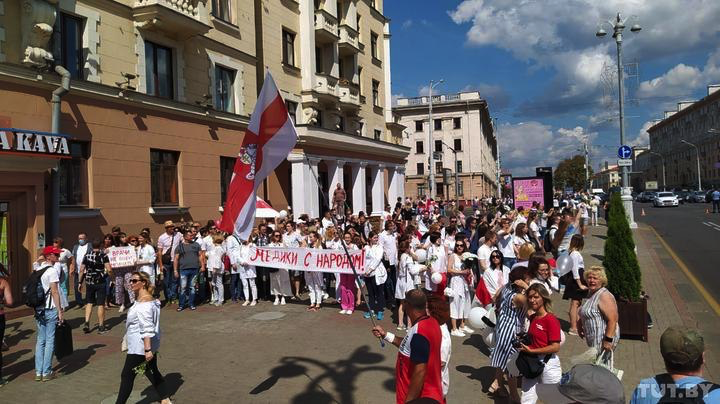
[256, 197, 279, 218]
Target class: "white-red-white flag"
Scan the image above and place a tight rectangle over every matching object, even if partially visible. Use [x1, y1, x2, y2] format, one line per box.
[219, 72, 297, 239]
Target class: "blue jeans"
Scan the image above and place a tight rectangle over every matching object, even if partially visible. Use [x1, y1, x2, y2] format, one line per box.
[230, 274, 244, 301]
[178, 268, 198, 309]
[503, 257, 517, 268]
[34, 308, 58, 376]
[163, 263, 178, 301]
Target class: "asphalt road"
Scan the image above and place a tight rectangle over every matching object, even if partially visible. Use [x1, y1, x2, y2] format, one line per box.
[634, 200, 720, 290]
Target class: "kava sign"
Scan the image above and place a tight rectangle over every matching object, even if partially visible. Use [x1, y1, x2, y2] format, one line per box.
[0, 128, 71, 156]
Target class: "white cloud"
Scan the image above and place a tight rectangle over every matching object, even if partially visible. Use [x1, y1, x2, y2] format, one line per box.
[499, 122, 596, 176]
[628, 120, 654, 147]
[391, 93, 405, 106]
[638, 48, 720, 100]
[401, 19, 413, 30]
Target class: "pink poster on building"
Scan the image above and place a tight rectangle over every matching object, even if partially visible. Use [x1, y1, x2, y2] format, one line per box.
[513, 177, 544, 210]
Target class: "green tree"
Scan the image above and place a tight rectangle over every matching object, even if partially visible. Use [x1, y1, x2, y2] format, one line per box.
[554, 155, 593, 191]
[603, 192, 641, 301]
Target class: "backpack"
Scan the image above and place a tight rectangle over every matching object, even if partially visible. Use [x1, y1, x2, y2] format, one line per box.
[23, 266, 51, 309]
[654, 373, 720, 403]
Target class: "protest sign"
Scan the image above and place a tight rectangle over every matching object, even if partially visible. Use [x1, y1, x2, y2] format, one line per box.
[108, 246, 137, 268]
[512, 177, 545, 210]
[247, 246, 365, 274]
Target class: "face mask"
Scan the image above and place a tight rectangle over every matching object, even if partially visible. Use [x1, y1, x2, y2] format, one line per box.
[78, 239, 87, 246]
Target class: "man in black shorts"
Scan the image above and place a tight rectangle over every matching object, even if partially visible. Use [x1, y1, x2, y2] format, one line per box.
[80, 240, 111, 334]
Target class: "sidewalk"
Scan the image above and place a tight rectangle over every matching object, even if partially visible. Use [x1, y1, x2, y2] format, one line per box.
[0, 223, 718, 403]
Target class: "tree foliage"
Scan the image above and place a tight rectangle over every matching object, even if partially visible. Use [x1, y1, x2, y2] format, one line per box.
[603, 192, 641, 302]
[554, 155, 593, 191]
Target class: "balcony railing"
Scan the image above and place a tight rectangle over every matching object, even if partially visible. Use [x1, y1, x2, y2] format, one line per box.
[314, 9, 338, 41]
[132, 0, 210, 37]
[314, 74, 339, 98]
[396, 92, 482, 107]
[338, 80, 360, 107]
[338, 24, 360, 54]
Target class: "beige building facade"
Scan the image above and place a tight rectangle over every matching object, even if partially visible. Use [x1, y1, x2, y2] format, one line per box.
[395, 91, 498, 200]
[0, 0, 406, 300]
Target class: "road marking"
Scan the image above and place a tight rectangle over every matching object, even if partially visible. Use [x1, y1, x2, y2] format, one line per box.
[648, 225, 720, 317]
[703, 221, 720, 231]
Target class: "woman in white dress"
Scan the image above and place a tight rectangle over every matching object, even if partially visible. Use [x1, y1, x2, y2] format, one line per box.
[305, 231, 325, 311]
[268, 230, 291, 305]
[396, 240, 420, 330]
[447, 242, 473, 337]
[324, 227, 343, 301]
[135, 234, 157, 285]
[362, 232, 387, 320]
[205, 235, 226, 306]
[237, 238, 258, 306]
[425, 232, 448, 292]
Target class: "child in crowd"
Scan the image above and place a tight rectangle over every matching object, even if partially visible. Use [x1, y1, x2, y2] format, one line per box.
[207, 234, 226, 306]
[305, 231, 324, 311]
[238, 238, 258, 306]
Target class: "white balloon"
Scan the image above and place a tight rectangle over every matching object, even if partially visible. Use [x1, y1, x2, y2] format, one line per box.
[431, 272, 443, 284]
[409, 263, 423, 276]
[482, 329, 495, 347]
[444, 287, 454, 297]
[279, 210, 288, 219]
[468, 307, 489, 330]
[556, 254, 573, 277]
[415, 248, 427, 263]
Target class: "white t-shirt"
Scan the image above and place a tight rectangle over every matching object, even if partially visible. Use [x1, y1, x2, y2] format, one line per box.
[37, 263, 63, 309]
[529, 221, 541, 240]
[379, 231, 398, 266]
[477, 244, 496, 270]
[570, 250, 585, 279]
[496, 232, 515, 258]
[440, 323, 452, 396]
[75, 243, 90, 271]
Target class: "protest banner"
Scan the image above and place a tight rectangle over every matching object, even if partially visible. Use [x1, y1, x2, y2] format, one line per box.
[247, 246, 365, 274]
[108, 246, 137, 268]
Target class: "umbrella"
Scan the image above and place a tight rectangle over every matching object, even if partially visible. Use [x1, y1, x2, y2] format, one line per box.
[256, 196, 279, 218]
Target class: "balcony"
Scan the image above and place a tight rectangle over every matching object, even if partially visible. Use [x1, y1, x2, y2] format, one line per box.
[314, 9, 339, 43]
[132, 0, 211, 38]
[338, 24, 360, 55]
[337, 79, 360, 110]
[314, 74, 339, 101]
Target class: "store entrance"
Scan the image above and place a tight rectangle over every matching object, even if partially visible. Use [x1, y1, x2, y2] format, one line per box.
[0, 201, 9, 275]
[0, 192, 30, 304]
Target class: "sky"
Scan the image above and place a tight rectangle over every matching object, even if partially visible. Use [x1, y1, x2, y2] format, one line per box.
[384, 0, 720, 176]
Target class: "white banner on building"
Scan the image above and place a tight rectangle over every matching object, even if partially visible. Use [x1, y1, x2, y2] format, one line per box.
[248, 246, 365, 275]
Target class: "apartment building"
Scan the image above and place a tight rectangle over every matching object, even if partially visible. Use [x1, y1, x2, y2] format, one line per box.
[394, 91, 498, 200]
[0, 0, 406, 299]
[593, 164, 620, 192]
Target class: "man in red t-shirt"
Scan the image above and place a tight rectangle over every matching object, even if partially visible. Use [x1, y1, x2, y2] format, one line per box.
[372, 289, 444, 403]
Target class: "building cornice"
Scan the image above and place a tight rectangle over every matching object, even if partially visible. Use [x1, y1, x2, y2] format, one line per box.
[648, 89, 720, 134]
[295, 124, 409, 161]
[0, 63, 250, 127]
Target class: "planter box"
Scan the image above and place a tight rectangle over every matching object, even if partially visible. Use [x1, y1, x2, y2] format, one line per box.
[618, 299, 648, 342]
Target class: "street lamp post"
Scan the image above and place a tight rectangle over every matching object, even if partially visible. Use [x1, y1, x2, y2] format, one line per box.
[427, 79, 444, 199]
[597, 12, 641, 228]
[649, 151, 666, 191]
[680, 139, 702, 191]
[440, 140, 460, 204]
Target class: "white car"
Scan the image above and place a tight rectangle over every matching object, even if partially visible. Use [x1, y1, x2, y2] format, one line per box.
[653, 192, 679, 207]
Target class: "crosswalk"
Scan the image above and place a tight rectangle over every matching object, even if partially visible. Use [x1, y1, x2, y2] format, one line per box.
[702, 221, 720, 232]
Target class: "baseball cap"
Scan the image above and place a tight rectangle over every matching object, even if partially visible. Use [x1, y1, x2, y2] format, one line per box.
[164, 220, 174, 228]
[660, 326, 704, 367]
[42, 246, 62, 256]
[536, 364, 624, 404]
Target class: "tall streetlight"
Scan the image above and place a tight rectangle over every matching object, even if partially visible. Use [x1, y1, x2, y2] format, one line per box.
[439, 140, 460, 204]
[648, 151, 666, 191]
[680, 139, 702, 191]
[597, 12, 641, 228]
[427, 79, 444, 199]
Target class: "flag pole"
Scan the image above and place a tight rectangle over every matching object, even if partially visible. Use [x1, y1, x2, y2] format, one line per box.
[304, 156, 385, 348]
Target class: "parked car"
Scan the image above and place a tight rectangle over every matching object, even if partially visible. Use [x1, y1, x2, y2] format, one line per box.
[653, 192, 679, 207]
[690, 191, 707, 203]
[675, 190, 691, 204]
[636, 191, 656, 202]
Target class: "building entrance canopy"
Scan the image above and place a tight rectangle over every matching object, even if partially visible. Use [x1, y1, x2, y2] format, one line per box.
[0, 128, 72, 172]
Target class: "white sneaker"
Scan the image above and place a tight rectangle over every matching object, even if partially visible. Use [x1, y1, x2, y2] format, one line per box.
[118, 305, 125, 313]
[280, 297, 286, 305]
[322, 292, 329, 300]
[339, 310, 347, 314]
[273, 298, 279, 306]
[461, 326, 474, 334]
[242, 301, 250, 306]
[250, 300, 257, 306]
[451, 329, 466, 337]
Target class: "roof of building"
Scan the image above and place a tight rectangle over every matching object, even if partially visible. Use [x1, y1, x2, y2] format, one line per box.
[648, 85, 720, 133]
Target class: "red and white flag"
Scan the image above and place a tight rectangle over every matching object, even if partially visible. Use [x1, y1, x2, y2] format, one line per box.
[219, 72, 297, 239]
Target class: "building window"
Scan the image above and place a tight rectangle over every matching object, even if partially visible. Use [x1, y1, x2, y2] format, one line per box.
[457, 181, 464, 197]
[416, 141, 424, 154]
[456, 160, 463, 173]
[145, 41, 174, 99]
[453, 117, 461, 129]
[435, 162, 443, 174]
[416, 163, 424, 175]
[211, 0, 231, 22]
[417, 184, 426, 197]
[150, 149, 179, 206]
[372, 80, 380, 107]
[454, 138, 462, 151]
[282, 29, 296, 67]
[56, 13, 84, 80]
[316, 110, 323, 127]
[434, 119, 442, 131]
[370, 32, 379, 59]
[435, 140, 442, 152]
[220, 156, 235, 205]
[374, 129, 382, 140]
[58, 141, 89, 206]
[286, 100, 298, 124]
[339, 117, 346, 132]
[315, 46, 323, 74]
[214, 65, 236, 113]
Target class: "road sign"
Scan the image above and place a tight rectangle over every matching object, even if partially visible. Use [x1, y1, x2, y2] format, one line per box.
[432, 152, 442, 160]
[618, 145, 632, 159]
[617, 158, 633, 167]
[645, 181, 658, 190]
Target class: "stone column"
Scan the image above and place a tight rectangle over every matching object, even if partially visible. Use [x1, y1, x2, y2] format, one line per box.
[397, 167, 406, 201]
[387, 165, 399, 208]
[350, 162, 367, 214]
[326, 159, 345, 213]
[306, 157, 321, 218]
[370, 164, 385, 216]
[289, 153, 311, 217]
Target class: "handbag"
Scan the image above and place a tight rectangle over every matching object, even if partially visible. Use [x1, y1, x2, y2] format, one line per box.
[515, 352, 551, 379]
[54, 320, 74, 360]
[595, 350, 623, 380]
[161, 235, 175, 265]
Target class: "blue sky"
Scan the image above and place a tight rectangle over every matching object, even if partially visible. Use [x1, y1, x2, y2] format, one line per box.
[385, 0, 720, 176]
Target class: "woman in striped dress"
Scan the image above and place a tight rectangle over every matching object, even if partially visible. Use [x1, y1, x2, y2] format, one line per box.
[578, 266, 619, 353]
[488, 266, 531, 401]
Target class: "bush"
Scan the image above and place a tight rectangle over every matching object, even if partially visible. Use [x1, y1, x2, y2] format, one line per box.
[603, 192, 641, 302]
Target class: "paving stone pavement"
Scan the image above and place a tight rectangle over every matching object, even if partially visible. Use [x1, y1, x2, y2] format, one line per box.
[2, 222, 718, 403]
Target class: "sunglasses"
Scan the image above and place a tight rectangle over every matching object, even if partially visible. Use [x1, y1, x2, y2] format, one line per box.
[129, 279, 142, 284]
[129, 240, 138, 243]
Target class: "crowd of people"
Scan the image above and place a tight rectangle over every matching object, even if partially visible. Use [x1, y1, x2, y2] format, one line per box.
[0, 190, 718, 403]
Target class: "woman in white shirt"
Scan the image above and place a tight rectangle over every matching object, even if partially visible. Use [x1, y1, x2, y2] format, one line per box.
[269, 231, 292, 305]
[283, 222, 304, 299]
[483, 250, 510, 299]
[512, 223, 531, 256]
[135, 234, 157, 285]
[205, 235, 226, 306]
[305, 231, 325, 311]
[362, 232, 387, 320]
[528, 255, 559, 295]
[560, 234, 588, 336]
[425, 232, 448, 292]
[237, 238, 258, 306]
[116, 272, 171, 404]
[447, 242, 473, 337]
